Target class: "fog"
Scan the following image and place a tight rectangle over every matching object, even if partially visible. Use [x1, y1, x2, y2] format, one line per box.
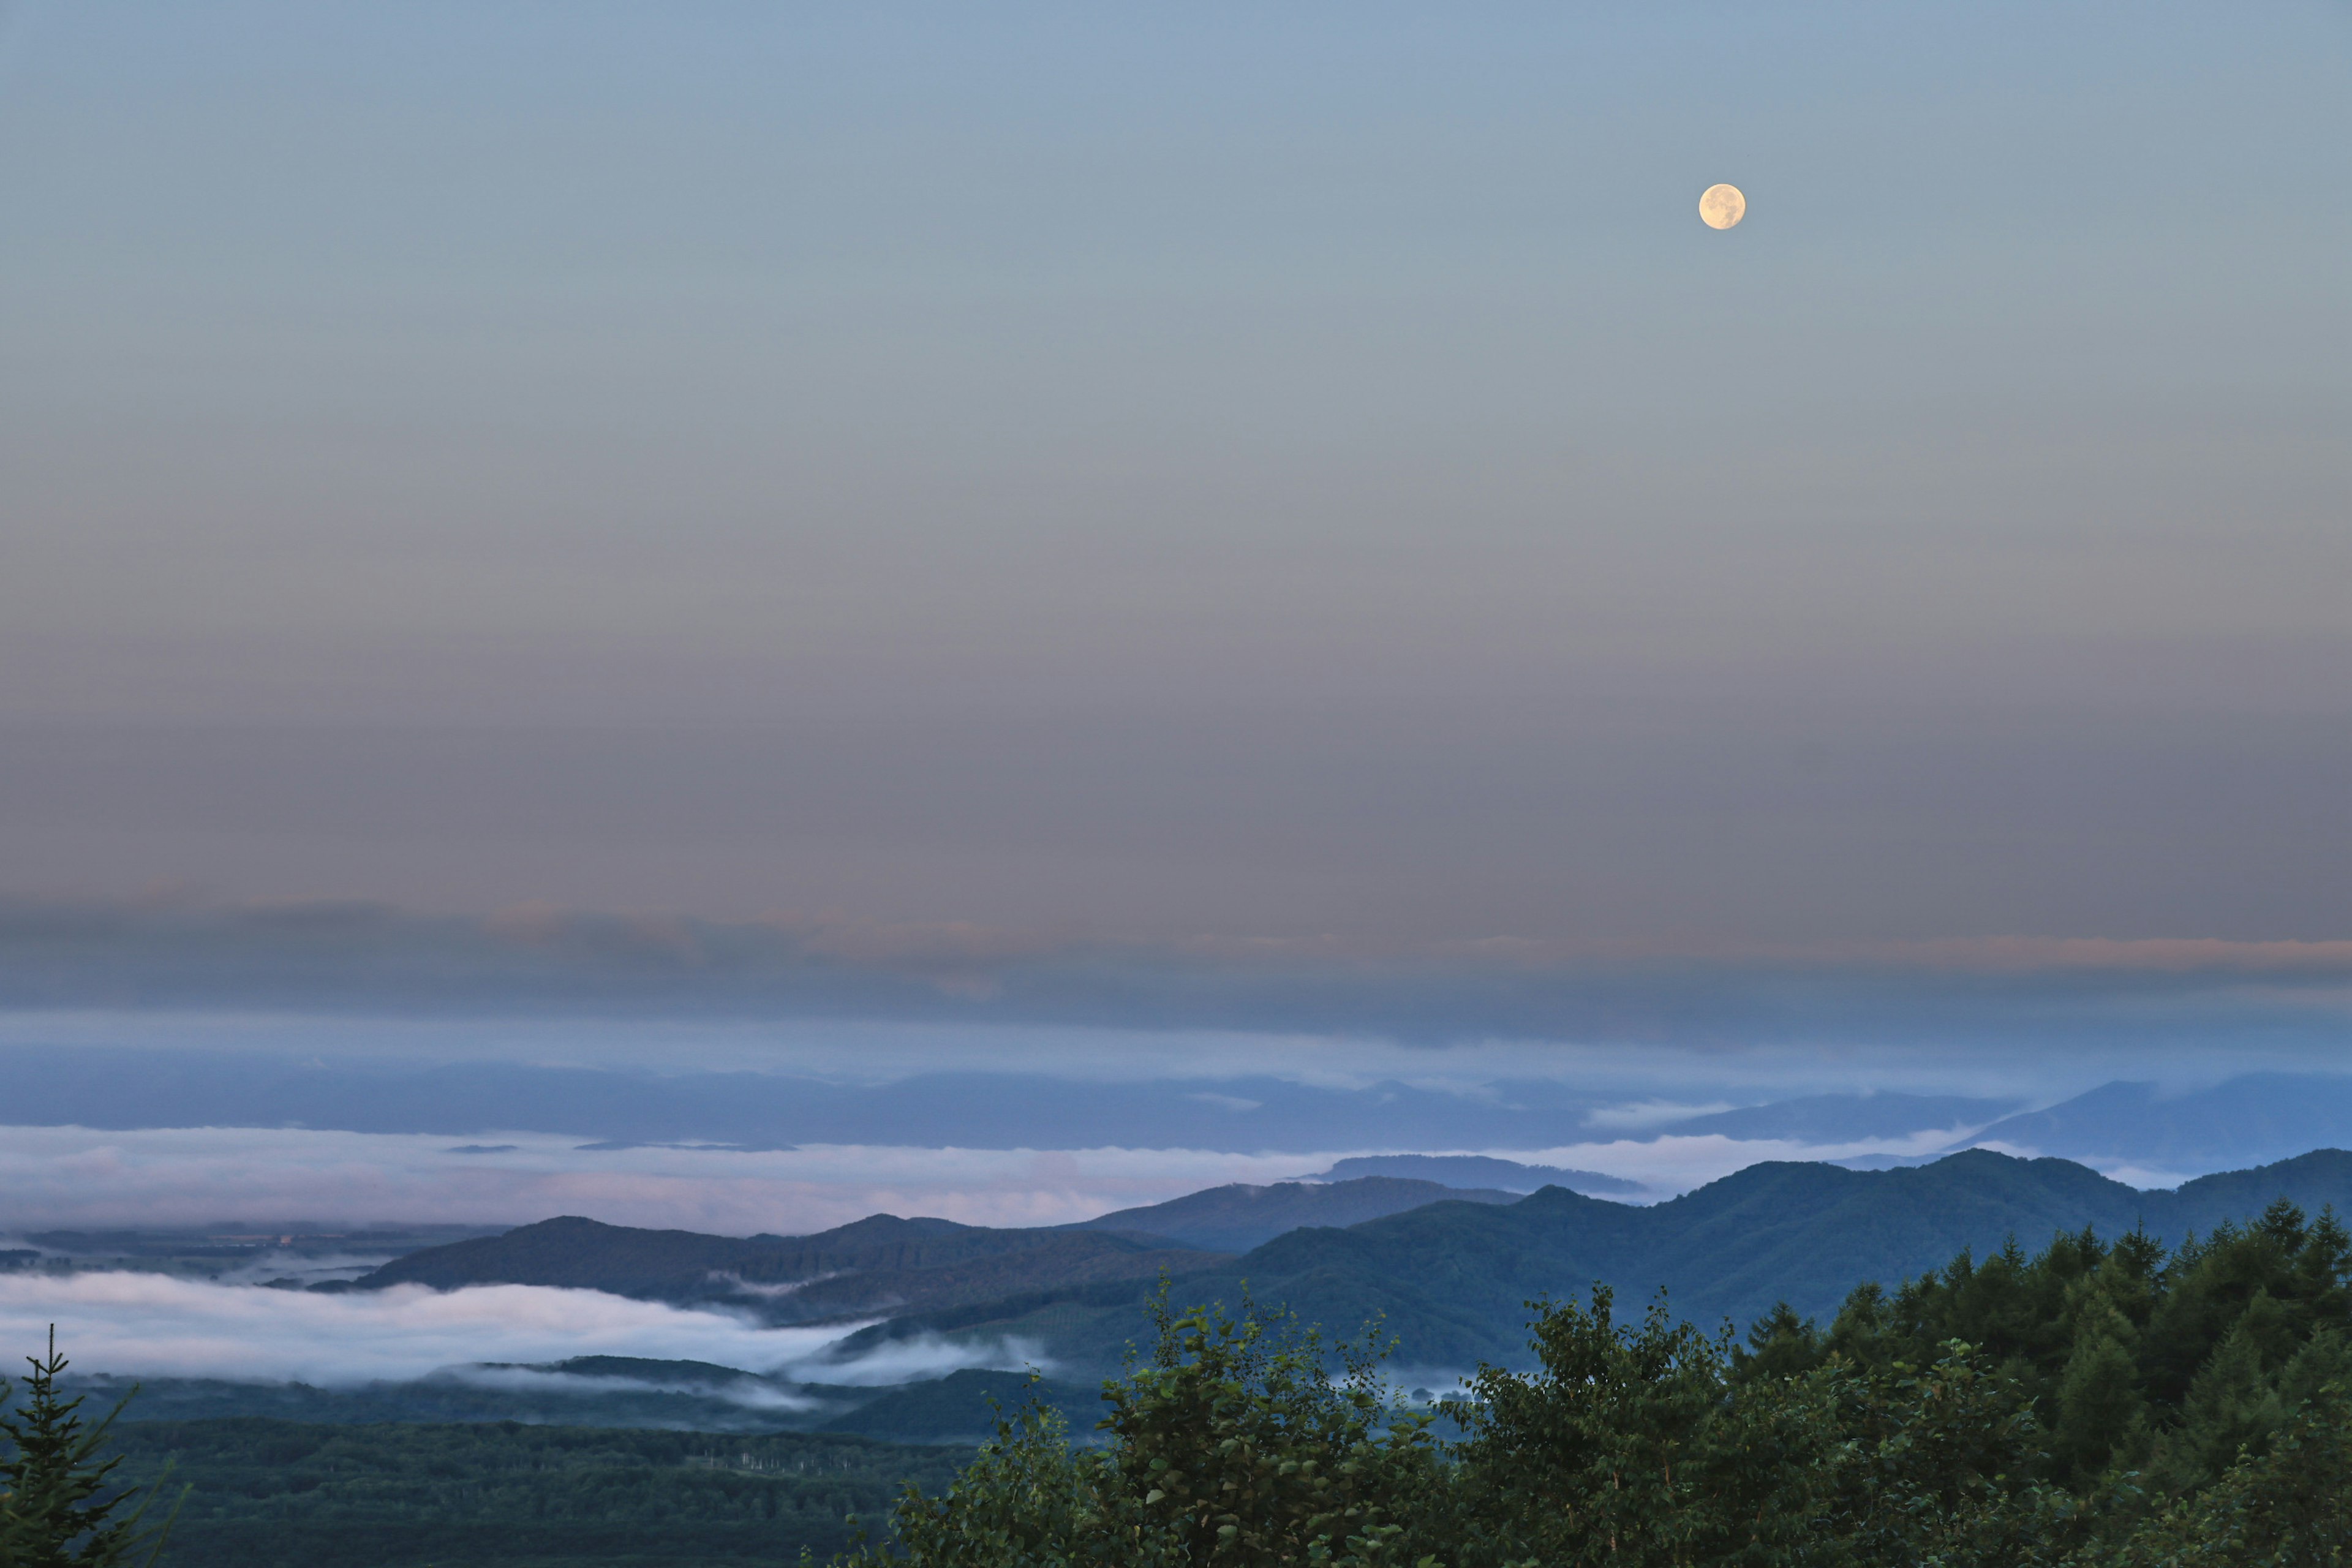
[0, 1114, 2147, 1240]
[0, 1273, 887, 1385]
[0, 1125, 1326, 1234]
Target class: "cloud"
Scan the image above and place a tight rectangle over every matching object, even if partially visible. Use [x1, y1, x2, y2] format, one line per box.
[0, 1112, 2222, 1250]
[0, 1125, 1347, 1233]
[0, 1273, 857, 1384]
[788, 1333, 1057, 1388]
[0, 892, 2345, 1051]
[439, 1364, 821, 1410]
[1582, 1099, 1741, 1131]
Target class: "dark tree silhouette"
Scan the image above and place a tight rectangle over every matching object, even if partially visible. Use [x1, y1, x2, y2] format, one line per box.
[1, 1328, 181, 1568]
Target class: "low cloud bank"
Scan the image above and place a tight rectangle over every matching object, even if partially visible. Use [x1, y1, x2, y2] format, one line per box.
[0, 1126, 1324, 1233]
[437, 1364, 821, 1411]
[0, 1118, 2163, 1242]
[0, 1272, 1059, 1389]
[0, 1273, 855, 1384]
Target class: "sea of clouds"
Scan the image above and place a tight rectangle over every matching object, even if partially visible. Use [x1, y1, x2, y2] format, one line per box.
[0, 1121, 2020, 1237]
[0, 1270, 1045, 1387]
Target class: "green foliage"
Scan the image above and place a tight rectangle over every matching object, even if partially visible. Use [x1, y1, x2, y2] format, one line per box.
[2100, 1378, 2352, 1567]
[0, 1330, 179, 1568]
[1444, 1287, 1840, 1567]
[852, 1212, 2352, 1568]
[837, 1289, 1449, 1567]
[100, 1418, 964, 1568]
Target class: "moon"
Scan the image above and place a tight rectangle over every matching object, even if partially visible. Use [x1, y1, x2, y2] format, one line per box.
[1698, 183, 1746, 230]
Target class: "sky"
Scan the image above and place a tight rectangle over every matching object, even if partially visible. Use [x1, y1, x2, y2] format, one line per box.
[0, 2, 2348, 1244]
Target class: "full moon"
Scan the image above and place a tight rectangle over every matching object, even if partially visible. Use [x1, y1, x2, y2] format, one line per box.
[1699, 183, 1746, 230]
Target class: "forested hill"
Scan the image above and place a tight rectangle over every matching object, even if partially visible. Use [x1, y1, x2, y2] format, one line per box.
[344, 1212, 1224, 1324]
[842, 1148, 2352, 1375]
[341, 1175, 1537, 1318]
[351, 1150, 2352, 1375]
[1064, 1177, 1517, 1252]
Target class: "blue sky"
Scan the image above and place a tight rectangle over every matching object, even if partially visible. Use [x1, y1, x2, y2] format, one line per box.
[0, 2, 2344, 1106]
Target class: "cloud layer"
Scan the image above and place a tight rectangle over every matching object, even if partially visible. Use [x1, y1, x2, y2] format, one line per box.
[0, 1117, 2106, 1238]
[0, 1125, 1342, 1234]
[2, 894, 2345, 1052]
[0, 1272, 862, 1384]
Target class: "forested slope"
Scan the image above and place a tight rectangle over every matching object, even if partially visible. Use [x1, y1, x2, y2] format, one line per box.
[351, 1150, 2352, 1376]
[849, 1150, 2352, 1373]
[105, 1419, 965, 1568]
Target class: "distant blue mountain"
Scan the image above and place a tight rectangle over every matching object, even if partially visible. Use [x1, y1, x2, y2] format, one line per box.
[1637, 1093, 2019, 1143]
[1072, 1177, 1521, 1251]
[847, 1148, 2352, 1377]
[1303, 1155, 1641, 1195]
[0, 1044, 1599, 1155]
[1960, 1074, 2352, 1170]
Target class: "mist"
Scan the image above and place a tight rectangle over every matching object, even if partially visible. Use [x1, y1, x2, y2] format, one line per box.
[0, 1272, 1047, 1387]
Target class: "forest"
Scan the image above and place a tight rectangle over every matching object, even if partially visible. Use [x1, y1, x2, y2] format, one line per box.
[6, 1200, 2348, 1566]
[853, 1198, 2352, 1567]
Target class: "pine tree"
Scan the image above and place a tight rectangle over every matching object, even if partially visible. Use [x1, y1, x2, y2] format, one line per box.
[2051, 1300, 2144, 1484]
[2153, 1313, 2284, 1492]
[0, 1329, 180, 1568]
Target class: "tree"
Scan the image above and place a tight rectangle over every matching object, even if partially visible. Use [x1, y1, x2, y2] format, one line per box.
[834, 1287, 1447, 1568]
[1445, 1286, 1847, 1568]
[2108, 1376, 2352, 1568]
[0, 1329, 180, 1568]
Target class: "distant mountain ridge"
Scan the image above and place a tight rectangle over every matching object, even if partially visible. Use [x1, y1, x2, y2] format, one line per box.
[840, 1148, 2352, 1376]
[1300, 1156, 1641, 1195]
[346, 1212, 1221, 1324]
[344, 1175, 1555, 1314]
[1066, 1177, 1520, 1252]
[1961, 1075, 2352, 1170]
[355, 1148, 2352, 1380]
[1639, 1093, 2019, 1143]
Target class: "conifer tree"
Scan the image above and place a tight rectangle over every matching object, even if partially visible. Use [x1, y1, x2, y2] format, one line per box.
[2052, 1298, 2144, 1482]
[0, 1329, 179, 1568]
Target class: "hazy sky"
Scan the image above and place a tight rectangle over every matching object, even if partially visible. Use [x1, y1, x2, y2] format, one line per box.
[2, 1, 2345, 956]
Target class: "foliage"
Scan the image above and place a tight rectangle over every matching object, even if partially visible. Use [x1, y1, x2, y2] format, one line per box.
[845, 1208, 2352, 1568]
[1442, 1287, 1842, 1567]
[835, 1289, 1450, 1567]
[96, 1417, 965, 1568]
[0, 1330, 179, 1568]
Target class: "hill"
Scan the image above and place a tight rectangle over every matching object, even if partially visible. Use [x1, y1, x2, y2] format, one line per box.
[348, 1149, 2352, 1379]
[1965, 1074, 2352, 1170]
[346, 1212, 1222, 1324]
[349, 1175, 1537, 1316]
[837, 1148, 2352, 1376]
[1066, 1177, 1517, 1251]
[1302, 1155, 1642, 1195]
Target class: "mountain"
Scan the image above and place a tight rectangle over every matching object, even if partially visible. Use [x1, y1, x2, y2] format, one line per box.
[345, 1213, 1221, 1324]
[1068, 1178, 1519, 1252]
[1302, 1156, 1642, 1196]
[0, 1044, 1600, 1156]
[350, 1148, 2352, 1382]
[349, 1177, 1512, 1312]
[835, 1149, 2352, 1377]
[1963, 1074, 2352, 1170]
[1639, 1093, 2019, 1143]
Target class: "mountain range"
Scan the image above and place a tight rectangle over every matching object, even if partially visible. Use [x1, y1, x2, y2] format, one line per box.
[347, 1148, 2352, 1379]
[15, 1044, 2352, 1178]
[1298, 1155, 1640, 1194]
